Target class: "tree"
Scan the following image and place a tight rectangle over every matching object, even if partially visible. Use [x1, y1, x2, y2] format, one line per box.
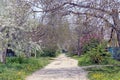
[0, 0, 37, 63]
[29, 0, 120, 46]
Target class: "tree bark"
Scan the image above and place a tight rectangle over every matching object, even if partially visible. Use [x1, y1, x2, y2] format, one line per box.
[77, 37, 81, 56]
[112, 9, 120, 46]
[116, 31, 120, 46]
[1, 48, 7, 64]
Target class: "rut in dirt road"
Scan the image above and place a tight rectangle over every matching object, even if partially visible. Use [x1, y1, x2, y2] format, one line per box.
[26, 54, 89, 80]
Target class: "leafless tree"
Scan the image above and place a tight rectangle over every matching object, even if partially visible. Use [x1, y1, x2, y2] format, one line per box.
[29, 0, 120, 46]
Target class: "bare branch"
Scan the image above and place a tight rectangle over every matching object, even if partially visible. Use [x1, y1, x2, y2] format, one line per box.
[69, 3, 112, 15]
[31, 2, 112, 15]
[69, 11, 109, 24]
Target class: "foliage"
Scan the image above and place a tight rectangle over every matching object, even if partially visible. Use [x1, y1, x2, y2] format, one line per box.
[68, 45, 77, 55]
[81, 39, 100, 54]
[40, 48, 57, 57]
[77, 54, 92, 66]
[86, 66, 120, 80]
[66, 52, 76, 57]
[7, 56, 29, 64]
[55, 49, 61, 56]
[67, 45, 76, 57]
[78, 53, 120, 66]
[78, 54, 120, 66]
[0, 57, 50, 80]
[77, 43, 120, 66]
[72, 41, 120, 80]
[30, 49, 43, 57]
[88, 43, 111, 64]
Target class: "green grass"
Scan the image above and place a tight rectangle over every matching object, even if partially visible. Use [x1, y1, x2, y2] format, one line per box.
[0, 57, 51, 80]
[72, 54, 120, 66]
[73, 54, 95, 66]
[73, 54, 120, 80]
[86, 66, 120, 80]
[71, 42, 120, 80]
[78, 54, 93, 66]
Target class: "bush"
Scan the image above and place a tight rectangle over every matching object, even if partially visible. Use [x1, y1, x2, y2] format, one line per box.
[78, 54, 93, 66]
[68, 45, 76, 54]
[30, 48, 44, 57]
[82, 39, 99, 54]
[78, 43, 112, 66]
[55, 49, 61, 56]
[66, 43, 78, 57]
[40, 48, 57, 57]
[88, 44, 111, 64]
[7, 56, 28, 64]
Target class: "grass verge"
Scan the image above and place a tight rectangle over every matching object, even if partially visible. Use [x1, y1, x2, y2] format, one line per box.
[86, 66, 120, 80]
[0, 57, 51, 80]
[73, 54, 120, 80]
[73, 54, 120, 66]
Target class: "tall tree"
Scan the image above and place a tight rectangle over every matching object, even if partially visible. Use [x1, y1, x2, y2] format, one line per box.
[29, 0, 120, 46]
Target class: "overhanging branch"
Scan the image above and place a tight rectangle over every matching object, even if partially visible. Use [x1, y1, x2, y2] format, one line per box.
[69, 11, 116, 30]
[69, 11, 110, 23]
[69, 3, 111, 15]
[30, 2, 112, 15]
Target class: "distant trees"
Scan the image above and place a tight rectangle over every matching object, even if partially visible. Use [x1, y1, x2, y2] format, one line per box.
[30, 0, 120, 56]
[29, 0, 120, 46]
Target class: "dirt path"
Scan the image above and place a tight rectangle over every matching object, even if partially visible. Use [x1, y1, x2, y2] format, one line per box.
[26, 54, 89, 80]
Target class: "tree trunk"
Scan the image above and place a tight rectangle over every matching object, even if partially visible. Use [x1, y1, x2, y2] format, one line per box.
[112, 9, 120, 46]
[1, 49, 7, 64]
[116, 31, 120, 46]
[77, 37, 81, 56]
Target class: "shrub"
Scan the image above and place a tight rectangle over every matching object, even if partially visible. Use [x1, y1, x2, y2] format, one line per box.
[87, 43, 111, 64]
[40, 48, 57, 57]
[67, 43, 77, 57]
[55, 49, 61, 56]
[78, 43, 112, 66]
[82, 39, 100, 54]
[78, 54, 93, 66]
[80, 32, 102, 47]
[30, 48, 44, 57]
[7, 56, 28, 64]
